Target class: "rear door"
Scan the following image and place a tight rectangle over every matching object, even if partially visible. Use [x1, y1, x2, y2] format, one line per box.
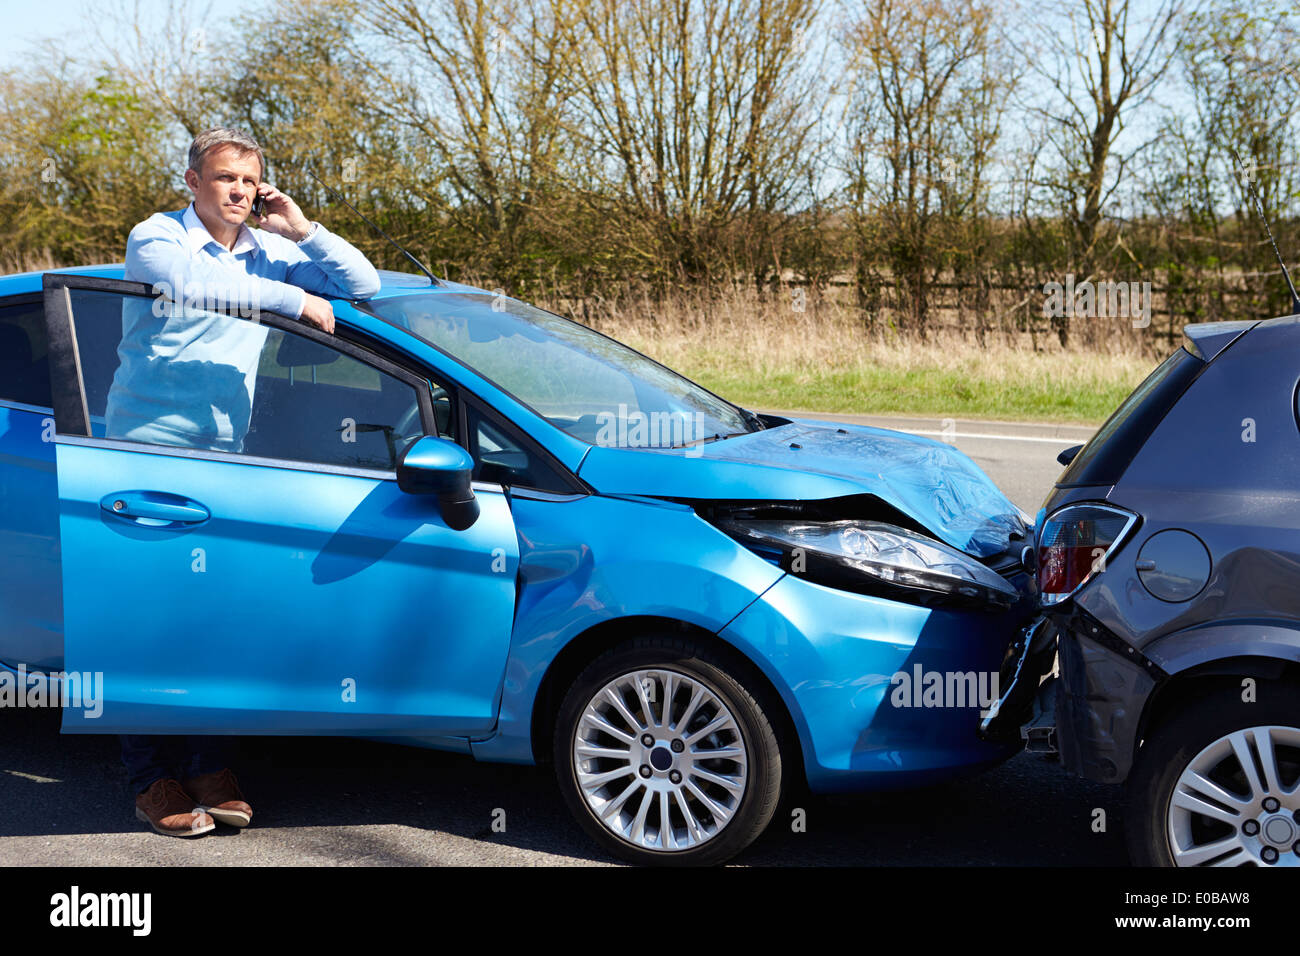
[43, 274, 519, 735]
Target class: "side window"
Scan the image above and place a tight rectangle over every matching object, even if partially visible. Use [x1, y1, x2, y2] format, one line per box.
[0, 299, 52, 408]
[64, 288, 428, 470]
[466, 401, 575, 492]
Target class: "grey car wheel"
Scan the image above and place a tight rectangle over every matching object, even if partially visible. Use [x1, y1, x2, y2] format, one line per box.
[1128, 684, 1300, 866]
[1168, 726, 1300, 866]
[572, 667, 749, 852]
[554, 635, 783, 866]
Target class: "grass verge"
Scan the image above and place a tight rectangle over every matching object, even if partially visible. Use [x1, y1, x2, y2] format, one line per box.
[580, 300, 1162, 426]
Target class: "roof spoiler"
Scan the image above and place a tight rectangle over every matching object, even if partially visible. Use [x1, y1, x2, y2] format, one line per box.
[1182, 320, 1257, 362]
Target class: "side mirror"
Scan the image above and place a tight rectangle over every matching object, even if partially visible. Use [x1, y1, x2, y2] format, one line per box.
[397, 436, 479, 530]
[1057, 444, 1084, 467]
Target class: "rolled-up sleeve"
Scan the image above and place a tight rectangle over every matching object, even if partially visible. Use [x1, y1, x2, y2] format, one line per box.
[281, 222, 382, 300]
[125, 215, 309, 318]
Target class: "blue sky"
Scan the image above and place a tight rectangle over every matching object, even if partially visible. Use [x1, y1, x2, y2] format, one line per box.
[0, 0, 93, 63]
[0, 0, 260, 69]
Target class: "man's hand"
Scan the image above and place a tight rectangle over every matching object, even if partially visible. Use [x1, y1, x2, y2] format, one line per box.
[253, 183, 314, 242]
[299, 293, 336, 334]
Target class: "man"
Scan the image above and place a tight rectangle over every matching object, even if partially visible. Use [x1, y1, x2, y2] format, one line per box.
[118, 127, 380, 837]
[110, 127, 379, 453]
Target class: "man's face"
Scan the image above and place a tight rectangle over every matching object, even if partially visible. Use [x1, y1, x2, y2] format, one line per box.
[184, 145, 262, 229]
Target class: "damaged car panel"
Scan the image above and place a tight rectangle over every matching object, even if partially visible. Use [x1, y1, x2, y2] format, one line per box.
[717, 569, 1031, 792]
[579, 420, 1031, 558]
[1050, 605, 1163, 783]
[1032, 314, 1300, 867]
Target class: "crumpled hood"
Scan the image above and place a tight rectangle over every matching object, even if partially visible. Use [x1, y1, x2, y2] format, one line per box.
[577, 419, 1028, 557]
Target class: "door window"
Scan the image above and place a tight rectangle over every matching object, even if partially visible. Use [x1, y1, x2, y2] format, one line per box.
[61, 288, 432, 470]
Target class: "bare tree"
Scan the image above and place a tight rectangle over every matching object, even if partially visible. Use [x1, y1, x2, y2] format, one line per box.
[1141, 1, 1300, 325]
[564, 0, 825, 285]
[358, 0, 582, 284]
[91, 0, 229, 136]
[840, 0, 1008, 333]
[1025, 0, 1184, 342]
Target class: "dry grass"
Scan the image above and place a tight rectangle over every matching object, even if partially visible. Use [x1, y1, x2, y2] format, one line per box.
[0, 248, 58, 275]
[535, 284, 1163, 425]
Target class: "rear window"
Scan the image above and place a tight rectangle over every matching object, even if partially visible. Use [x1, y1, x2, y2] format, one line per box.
[1058, 347, 1203, 487]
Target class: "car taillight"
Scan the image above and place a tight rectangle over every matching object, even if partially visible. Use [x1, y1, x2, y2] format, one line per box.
[1037, 503, 1138, 605]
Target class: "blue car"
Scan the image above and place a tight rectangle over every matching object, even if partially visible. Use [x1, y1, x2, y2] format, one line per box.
[0, 266, 1037, 864]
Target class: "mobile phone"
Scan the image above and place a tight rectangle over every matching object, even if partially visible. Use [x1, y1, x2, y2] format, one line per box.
[251, 192, 265, 218]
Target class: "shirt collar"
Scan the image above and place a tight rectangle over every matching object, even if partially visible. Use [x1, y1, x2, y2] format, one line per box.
[182, 202, 260, 256]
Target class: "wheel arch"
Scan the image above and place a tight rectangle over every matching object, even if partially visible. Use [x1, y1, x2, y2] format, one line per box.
[1136, 622, 1300, 756]
[1138, 654, 1300, 749]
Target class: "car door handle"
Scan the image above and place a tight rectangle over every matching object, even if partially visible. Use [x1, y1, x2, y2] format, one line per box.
[100, 491, 211, 526]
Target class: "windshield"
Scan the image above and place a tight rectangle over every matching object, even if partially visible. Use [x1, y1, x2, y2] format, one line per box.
[366, 292, 756, 447]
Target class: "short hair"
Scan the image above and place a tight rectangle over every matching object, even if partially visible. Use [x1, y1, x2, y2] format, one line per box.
[187, 128, 265, 180]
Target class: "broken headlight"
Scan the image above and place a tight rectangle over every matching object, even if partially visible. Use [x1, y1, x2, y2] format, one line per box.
[718, 519, 1021, 609]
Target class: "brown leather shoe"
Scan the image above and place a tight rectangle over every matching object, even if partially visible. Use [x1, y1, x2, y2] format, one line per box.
[182, 768, 252, 827]
[134, 778, 215, 837]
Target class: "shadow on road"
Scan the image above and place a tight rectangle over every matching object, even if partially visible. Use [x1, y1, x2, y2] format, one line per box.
[0, 708, 1128, 865]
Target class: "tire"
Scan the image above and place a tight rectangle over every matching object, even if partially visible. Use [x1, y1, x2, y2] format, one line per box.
[1126, 682, 1300, 867]
[553, 634, 783, 866]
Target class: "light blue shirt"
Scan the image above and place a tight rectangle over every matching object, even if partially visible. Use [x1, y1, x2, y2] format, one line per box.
[125, 202, 381, 317]
[106, 204, 381, 451]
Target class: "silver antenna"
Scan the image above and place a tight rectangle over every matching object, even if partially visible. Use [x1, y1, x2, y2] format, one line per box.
[1230, 146, 1300, 316]
[305, 168, 440, 286]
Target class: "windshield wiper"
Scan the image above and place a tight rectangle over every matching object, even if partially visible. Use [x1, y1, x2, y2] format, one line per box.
[739, 407, 767, 432]
[673, 431, 752, 449]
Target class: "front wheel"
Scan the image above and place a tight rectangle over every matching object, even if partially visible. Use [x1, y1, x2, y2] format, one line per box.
[1127, 684, 1300, 866]
[553, 635, 783, 866]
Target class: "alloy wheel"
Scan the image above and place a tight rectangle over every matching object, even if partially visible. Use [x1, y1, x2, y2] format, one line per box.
[572, 667, 749, 853]
[1168, 725, 1300, 866]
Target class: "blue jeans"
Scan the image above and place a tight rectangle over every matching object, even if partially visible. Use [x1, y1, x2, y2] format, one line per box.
[119, 735, 238, 796]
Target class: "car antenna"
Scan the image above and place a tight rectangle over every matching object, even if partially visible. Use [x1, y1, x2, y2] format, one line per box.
[304, 168, 441, 286]
[1229, 146, 1300, 316]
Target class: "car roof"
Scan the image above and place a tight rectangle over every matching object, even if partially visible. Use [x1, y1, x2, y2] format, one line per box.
[0, 265, 486, 300]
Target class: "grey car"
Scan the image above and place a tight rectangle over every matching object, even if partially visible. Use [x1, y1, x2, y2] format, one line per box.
[985, 317, 1300, 867]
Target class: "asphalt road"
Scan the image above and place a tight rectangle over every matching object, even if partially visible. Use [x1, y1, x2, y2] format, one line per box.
[0, 414, 1125, 867]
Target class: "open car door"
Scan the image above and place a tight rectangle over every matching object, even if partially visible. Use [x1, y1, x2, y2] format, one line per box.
[43, 273, 518, 736]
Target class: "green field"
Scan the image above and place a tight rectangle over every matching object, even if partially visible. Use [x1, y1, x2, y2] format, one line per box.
[604, 321, 1158, 426]
[679, 358, 1147, 424]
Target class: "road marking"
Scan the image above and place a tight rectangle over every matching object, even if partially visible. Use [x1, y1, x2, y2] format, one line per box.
[5, 769, 59, 783]
[899, 429, 1085, 445]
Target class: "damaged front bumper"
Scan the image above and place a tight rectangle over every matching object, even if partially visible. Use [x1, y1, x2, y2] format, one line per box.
[719, 568, 1034, 793]
[978, 616, 1058, 746]
[693, 488, 1039, 792]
